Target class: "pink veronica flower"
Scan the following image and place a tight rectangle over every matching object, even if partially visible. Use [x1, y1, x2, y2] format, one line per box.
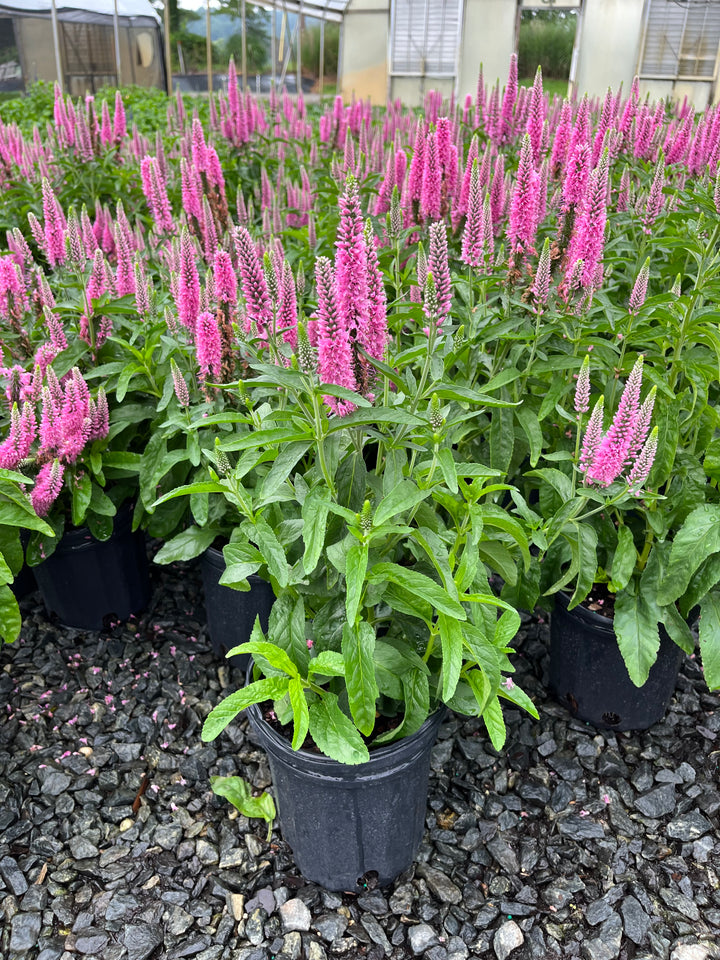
[315, 256, 357, 416]
[428, 221, 451, 328]
[586, 357, 644, 485]
[0, 402, 36, 468]
[195, 311, 222, 381]
[507, 135, 539, 257]
[176, 229, 200, 330]
[31, 459, 64, 517]
[234, 227, 273, 338]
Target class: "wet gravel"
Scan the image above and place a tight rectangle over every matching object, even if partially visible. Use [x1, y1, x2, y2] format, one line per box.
[1, 559, 720, 960]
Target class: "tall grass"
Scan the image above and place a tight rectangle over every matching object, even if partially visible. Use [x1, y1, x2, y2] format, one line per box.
[518, 11, 576, 79]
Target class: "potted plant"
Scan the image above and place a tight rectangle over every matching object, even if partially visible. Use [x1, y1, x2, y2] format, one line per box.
[508, 349, 720, 729]
[154, 179, 537, 890]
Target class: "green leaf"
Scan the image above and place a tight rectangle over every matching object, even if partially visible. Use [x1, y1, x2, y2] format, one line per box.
[569, 522, 598, 609]
[102, 451, 143, 473]
[308, 694, 370, 764]
[307, 650, 346, 678]
[375, 667, 429, 744]
[515, 406, 542, 468]
[71, 472, 93, 528]
[526, 467, 573, 502]
[494, 608, 521, 648]
[201, 677, 290, 740]
[613, 586, 661, 687]
[680, 553, 720, 617]
[659, 604, 695, 655]
[288, 677, 310, 750]
[699, 588, 720, 689]
[219, 541, 264, 589]
[438, 613, 463, 700]
[609, 524, 637, 592]
[232, 640, 299, 677]
[302, 487, 331, 573]
[480, 504, 532, 570]
[252, 516, 291, 588]
[153, 526, 218, 564]
[0, 525, 23, 577]
[260, 441, 312, 501]
[367, 563, 466, 620]
[489, 407, 514, 473]
[268, 595, 308, 674]
[482, 696, 507, 751]
[0, 583, 21, 643]
[209, 776, 276, 833]
[342, 620, 378, 736]
[374, 480, 431, 526]
[658, 504, 720, 605]
[436, 448, 458, 493]
[499, 680, 539, 719]
[345, 542, 368, 624]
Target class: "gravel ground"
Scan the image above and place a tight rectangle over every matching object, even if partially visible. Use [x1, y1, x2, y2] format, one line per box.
[1, 558, 720, 960]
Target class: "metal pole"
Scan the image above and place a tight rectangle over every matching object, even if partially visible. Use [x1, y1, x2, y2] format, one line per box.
[319, 16, 324, 98]
[271, 6, 276, 89]
[206, 0, 213, 97]
[164, 0, 173, 95]
[296, 1, 302, 96]
[241, 0, 248, 92]
[50, 0, 63, 93]
[113, 0, 122, 86]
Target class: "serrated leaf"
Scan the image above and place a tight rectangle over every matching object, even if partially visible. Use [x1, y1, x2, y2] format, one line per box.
[367, 563, 466, 619]
[345, 542, 368, 625]
[153, 526, 218, 564]
[342, 620, 378, 735]
[201, 677, 290, 740]
[0, 583, 21, 643]
[308, 694, 369, 764]
[609, 524, 637, 592]
[613, 586, 661, 687]
[699, 589, 720, 689]
[209, 776, 276, 834]
[302, 487, 331, 573]
[438, 613, 463, 700]
[436, 449, 458, 493]
[288, 676, 310, 750]
[307, 650, 346, 678]
[658, 504, 720, 605]
[482, 696, 507, 751]
[374, 480, 431, 527]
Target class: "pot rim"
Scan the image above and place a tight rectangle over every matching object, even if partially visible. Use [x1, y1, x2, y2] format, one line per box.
[554, 589, 616, 634]
[245, 697, 447, 780]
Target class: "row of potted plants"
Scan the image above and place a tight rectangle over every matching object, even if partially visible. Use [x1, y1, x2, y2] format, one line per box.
[2, 59, 720, 888]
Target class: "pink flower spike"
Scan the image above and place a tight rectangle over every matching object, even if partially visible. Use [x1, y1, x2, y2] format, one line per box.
[31, 459, 64, 517]
[627, 426, 658, 493]
[587, 356, 644, 486]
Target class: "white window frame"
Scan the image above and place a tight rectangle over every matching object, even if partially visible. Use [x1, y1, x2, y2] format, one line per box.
[389, 0, 464, 79]
[638, 0, 720, 83]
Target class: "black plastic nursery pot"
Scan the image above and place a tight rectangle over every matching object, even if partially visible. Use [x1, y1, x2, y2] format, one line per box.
[549, 592, 683, 732]
[247, 701, 446, 891]
[11, 531, 36, 601]
[200, 546, 274, 668]
[33, 505, 150, 631]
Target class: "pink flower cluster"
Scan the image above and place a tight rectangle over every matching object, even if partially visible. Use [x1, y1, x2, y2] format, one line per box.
[578, 356, 657, 492]
[0, 364, 109, 516]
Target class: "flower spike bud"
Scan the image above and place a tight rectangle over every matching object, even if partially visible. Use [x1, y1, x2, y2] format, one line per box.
[170, 358, 189, 406]
[214, 437, 232, 476]
[429, 393, 444, 432]
[31, 459, 65, 517]
[263, 250, 280, 304]
[532, 237, 552, 309]
[296, 320, 316, 373]
[579, 395, 604, 478]
[574, 354, 591, 416]
[416, 243, 428, 290]
[671, 274, 682, 297]
[359, 499, 373, 535]
[629, 257, 650, 314]
[423, 271, 439, 329]
[627, 426, 658, 493]
[296, 261, 306, 297]
[389, 185, 403, 238]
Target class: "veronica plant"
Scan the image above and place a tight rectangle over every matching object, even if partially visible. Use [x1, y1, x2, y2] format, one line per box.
[152, 179, 537, 765]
